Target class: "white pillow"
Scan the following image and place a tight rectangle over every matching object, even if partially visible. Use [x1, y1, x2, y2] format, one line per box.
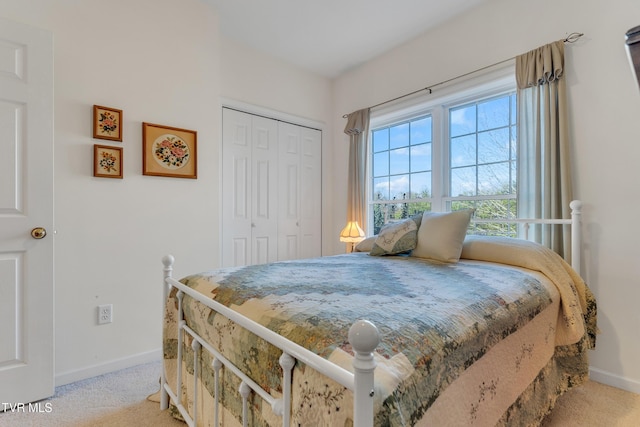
[412, 210, 473, 262]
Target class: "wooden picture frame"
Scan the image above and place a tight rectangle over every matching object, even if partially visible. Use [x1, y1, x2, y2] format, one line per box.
[93, 144, 123, 179]
[142, 122, 197, 179]
[93, 105, 123, 142]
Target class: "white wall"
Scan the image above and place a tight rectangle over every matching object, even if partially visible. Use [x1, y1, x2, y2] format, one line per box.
[0, 0, 221, 382]
[332, 0, 640, 392]
[0, 0, 333, 384]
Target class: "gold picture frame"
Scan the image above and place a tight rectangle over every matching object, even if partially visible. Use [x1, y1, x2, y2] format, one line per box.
[142, 122, 197, 179]
[93, 105, 123, 142]
[93, 144, 123, 179]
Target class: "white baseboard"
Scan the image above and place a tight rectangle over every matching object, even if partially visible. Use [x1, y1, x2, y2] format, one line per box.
[590, 366, 640, 394]
[55, 348, 162, 387]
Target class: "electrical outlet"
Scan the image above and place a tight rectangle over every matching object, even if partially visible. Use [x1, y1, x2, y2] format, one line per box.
[98, 304, 113, 324]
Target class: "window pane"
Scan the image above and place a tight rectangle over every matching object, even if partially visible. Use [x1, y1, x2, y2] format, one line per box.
[411, 171, 431, 198]
[450, 105, 476, 137]
[407, 202, 431, 216]
[451, 166, 476, 196]
[475, 199, 516, 219]
[411, 116, 432, 144]
[451, 135, 476, 168]
[373, 177, 389, 200]
[373, 128, 388, 152]
[390, 123, 409, 149]
[478, 128, 510, 164]
[373, 151, 388, 177]
[478, 97, 509, 131]
[410, 143, 431, 172]
[450, 200, 475, 212]
[389, 147, 410, 175]
[372, 204, 386, 235]
[478, 162, 510, 195]
[390, 174, 409, 200]
[511, 94, 517, 123]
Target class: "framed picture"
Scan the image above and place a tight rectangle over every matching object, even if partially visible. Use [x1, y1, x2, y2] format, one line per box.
[93, 105, 123, 142]
[142, 122, 197, 179]
[93, 144, 123, 179]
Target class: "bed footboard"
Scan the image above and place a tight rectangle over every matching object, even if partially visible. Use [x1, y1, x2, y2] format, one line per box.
[160, 255, 380, 427]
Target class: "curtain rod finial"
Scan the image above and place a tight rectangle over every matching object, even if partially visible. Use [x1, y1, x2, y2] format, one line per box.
[564, 32, 584, 43]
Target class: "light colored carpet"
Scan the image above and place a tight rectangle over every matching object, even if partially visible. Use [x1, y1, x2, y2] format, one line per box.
[1, 361, 639, 426]
[0, 361, 182, 427]
[542, 379, 640, 427]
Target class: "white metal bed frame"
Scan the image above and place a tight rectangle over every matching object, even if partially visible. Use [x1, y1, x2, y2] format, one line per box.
[160, 200, 583, 427]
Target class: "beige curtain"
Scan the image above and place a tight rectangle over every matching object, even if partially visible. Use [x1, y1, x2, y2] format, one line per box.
[516, 40, 573, 260]
[343, 108, 370, 231]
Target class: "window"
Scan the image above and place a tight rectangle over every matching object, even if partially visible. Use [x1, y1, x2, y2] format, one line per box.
[368, 67, 518, 236]
[371, 117, 433, 234]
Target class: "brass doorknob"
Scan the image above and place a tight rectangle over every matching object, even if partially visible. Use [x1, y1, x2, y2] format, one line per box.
[31, 227, 47, 239]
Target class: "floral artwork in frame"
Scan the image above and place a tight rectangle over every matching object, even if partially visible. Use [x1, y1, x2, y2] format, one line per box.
[142, 122, 197, 179]
[93, 105, 123, 142]
[93, 144, 123, 179]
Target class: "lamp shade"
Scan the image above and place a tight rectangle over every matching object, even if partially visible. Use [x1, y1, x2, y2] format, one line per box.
[339, 221, 365, 243]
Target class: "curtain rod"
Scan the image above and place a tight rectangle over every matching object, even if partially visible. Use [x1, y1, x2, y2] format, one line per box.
[342, 32, 584, 118]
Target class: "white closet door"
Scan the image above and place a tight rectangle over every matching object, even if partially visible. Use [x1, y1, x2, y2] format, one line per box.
[222, 109, 278, 267]
[277, 122, 301, 260]
[300, 127, 322, 259]
[222, 109, 252, 267]
[277, 122, 322, 260]
[250, 116, 278, 265]
[223, 107, 321, 266]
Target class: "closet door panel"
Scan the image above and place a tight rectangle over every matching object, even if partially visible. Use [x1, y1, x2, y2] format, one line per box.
[232, 238, 249, 266]
[300, 128, 322, 259]
[250, 116, 278, 264]
[222, 109, 252, 267]
[278, 123, 301, 260]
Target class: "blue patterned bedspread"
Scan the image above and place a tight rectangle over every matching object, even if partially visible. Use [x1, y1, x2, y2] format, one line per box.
[171, 253, 554, 425]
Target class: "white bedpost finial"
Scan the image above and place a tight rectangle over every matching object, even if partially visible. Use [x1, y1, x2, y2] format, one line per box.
[162, 254, 175, 272]
[348, 320, 379, 427]
[349, 320, 380, 354]
[569, 199, 582, 214]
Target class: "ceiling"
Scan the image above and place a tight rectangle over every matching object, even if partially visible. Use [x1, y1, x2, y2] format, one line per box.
[204, 0, 487, 78]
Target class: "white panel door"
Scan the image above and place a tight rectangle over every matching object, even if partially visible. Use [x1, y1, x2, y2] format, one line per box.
[0, 18, 54, 404]
[222, 109, 252, 267]
[300, 128, 322, 259]
[277, 122, 322, 260]
[222, 109, 278, 267]
[250, 116, 278, 265]
[277, 122, 301, 260]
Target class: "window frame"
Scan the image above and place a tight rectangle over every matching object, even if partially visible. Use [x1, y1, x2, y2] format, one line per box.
[366, 62, 516, 235]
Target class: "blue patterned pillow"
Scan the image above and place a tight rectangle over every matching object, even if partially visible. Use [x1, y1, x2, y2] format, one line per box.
[370, 216, 420, 256]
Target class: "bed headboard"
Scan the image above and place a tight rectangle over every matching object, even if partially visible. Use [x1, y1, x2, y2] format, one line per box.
[470, 200, 582, 274]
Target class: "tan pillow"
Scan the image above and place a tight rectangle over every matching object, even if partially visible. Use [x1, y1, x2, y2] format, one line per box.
[412, 210, 473, 262]
[354, 236, 376, 252]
